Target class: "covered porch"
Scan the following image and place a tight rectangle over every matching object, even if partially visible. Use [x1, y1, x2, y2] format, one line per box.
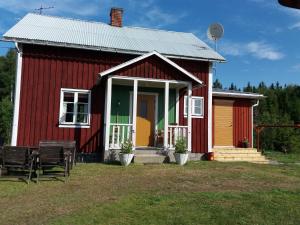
[99, 51, 204, 154]
[104, 76, 193, 152]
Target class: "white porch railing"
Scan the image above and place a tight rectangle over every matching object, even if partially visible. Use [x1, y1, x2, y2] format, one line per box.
[109, 123, 133, 149]
[168, 125, 188, 149]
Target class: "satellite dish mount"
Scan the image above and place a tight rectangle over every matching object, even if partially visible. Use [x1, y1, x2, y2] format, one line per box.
[207, 23, 224, 51]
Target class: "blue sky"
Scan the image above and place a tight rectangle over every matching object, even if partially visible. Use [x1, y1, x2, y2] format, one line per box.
[0, 0, 300, 88]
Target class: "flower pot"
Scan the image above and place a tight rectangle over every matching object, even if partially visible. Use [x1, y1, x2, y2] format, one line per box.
[174, 153, 189, 165]
[207, 152, 214, 161]
[119, 153, 134, 166]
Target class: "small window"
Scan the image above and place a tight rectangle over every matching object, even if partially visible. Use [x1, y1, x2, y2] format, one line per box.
[184, 96, 204, 118]
[60, 89, 91, 127]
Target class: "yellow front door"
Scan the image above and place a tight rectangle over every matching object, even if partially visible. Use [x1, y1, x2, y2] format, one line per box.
[136, 94, 155, 147]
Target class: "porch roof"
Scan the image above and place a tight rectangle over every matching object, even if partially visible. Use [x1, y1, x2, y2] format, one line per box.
[99, 51, 203, 85]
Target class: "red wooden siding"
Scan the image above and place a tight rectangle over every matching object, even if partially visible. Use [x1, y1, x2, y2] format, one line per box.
[176, 59, 209, 153]
[233, 100, 253, 148]
[212, 98, 253, 148]
[108, 55, 194, 82]
[17, 44, 209, 154]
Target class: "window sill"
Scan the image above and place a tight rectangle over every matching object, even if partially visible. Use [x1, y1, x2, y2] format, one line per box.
[59, 124, 90, 128]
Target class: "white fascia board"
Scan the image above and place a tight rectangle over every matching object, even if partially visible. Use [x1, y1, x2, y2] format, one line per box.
[99, 51, 203, 85]
[212, 91, 265, 99]
[3, 37, 226, 62]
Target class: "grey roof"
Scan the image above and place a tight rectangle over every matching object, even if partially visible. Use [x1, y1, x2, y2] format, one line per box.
[213, 88, 265, 99]
[3, 13, 225, 62]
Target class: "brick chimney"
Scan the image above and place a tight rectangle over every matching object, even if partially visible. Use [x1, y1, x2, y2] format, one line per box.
[110, 7, 123, 27]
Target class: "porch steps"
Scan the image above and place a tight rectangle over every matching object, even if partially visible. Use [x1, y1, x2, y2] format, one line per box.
[213, 148, 272, 164]
[134, 150, 166, 164]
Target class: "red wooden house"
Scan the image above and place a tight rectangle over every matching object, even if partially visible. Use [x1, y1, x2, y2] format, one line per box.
[3, 8, 264, 162]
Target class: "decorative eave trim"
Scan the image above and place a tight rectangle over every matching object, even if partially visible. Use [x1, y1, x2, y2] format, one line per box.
[99, 51, 203, 85]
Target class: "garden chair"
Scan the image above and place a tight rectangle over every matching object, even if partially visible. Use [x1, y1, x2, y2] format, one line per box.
[1, 146, 33, 184]
[39, 140, 77, 169]
[37, 145, 70, 182]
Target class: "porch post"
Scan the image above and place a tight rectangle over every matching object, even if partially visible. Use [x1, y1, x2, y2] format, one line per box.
[175, 88, 179, 124]
[104, 77, 112, 151]
[164, 81, 169, 150]
[187, 83, 192, 152]
[132, 79, 138, 149]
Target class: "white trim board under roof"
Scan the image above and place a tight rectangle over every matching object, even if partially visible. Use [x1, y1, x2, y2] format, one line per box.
[99, 51, 203, 85]
[212, 89, 265, 99]
[3, 13, 225, 62]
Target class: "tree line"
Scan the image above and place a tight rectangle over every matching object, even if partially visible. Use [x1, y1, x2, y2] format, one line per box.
[0, 49, 15, 145]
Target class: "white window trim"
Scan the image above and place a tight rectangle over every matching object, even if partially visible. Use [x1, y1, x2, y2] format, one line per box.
[59, 88, 91, 128]
[184, 96, 204, 118]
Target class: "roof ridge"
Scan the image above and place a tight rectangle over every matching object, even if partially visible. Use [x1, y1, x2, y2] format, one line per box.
[26, 12, 193, 35]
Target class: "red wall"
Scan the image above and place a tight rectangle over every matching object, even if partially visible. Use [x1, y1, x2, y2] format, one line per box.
[17, 44, 209, 154]
[176, 60, 209, 153]
[233, 100, 253, 148]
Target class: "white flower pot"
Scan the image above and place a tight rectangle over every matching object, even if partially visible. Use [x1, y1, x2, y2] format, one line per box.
[119, 153, 134, 166]
[174, 153, 189, 165]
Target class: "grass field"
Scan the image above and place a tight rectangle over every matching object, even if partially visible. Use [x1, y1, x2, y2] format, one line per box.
[0, 160, 300, 225]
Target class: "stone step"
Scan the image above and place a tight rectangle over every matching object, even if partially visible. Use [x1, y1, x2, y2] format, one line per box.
[134, 149, 164, 155]
[215, 157, 269, 162]
[213, 149, 259, 154]
[214, 153, 262, 157]
[134, 154, 166, 164]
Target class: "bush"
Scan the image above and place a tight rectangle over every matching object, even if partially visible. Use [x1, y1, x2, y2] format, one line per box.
[0, 97, 13, 144]
[174, 138, 187, 154]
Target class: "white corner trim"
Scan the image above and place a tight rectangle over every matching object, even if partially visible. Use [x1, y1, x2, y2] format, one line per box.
[104, 77, 112, 150]
[208, 62, 213, 153]
[252, 100, 259, 148]
[99, 51, 203, 85]
[11, 43, 22, 146]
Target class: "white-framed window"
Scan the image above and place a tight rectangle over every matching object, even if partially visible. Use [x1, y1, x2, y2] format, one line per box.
[184, 96, 204, 118]
[59, 88, 91, 128]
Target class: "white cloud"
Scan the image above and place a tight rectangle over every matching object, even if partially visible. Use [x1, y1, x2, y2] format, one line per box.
[289, 22, 300, 30]
[246, 41, 284, 60]
[291, 63, 300, 72]
[220, 40, 284, 61]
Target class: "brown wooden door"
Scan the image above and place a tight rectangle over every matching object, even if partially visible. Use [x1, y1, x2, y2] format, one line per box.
[136, 94, 155, 147]
[214, 100, 234, 146]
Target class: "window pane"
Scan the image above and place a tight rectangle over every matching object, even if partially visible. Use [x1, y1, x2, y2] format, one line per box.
[194, 99, 201, 108]
[64, 92, 74, 102]
[194, 106, 201, 115]
[65, 113, 74, 122]
[78, 103, 88, 114]
[77, 114, 88, 123]
[64, 103, 74, 113]
[78, 93, 89, 103]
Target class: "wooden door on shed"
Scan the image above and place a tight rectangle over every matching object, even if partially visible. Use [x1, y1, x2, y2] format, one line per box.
[214, 100, 234, 147]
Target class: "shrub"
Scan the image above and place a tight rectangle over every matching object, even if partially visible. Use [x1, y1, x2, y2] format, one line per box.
[120, 140, 133, 154]
[174, 137, 187, 154]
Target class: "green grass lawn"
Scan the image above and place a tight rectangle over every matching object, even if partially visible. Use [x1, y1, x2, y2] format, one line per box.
[264, 150, 300, 163]
[1, 161, 300, 225]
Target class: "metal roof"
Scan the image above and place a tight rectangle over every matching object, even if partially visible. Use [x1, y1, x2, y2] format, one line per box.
[212, 88, 265, 99]
[3, 13, 225, 62]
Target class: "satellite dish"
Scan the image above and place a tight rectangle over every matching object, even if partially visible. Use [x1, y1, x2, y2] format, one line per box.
[207, 23, 224, 41]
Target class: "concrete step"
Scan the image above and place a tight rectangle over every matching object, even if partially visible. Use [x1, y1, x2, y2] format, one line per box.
[214, 153, 262, 157]
[134, 154, 166, 164]
[134, 149, 164, 155]
[213, 149, 259, 154]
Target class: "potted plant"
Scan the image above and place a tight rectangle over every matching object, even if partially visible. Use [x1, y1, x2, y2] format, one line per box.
[173, 138, 188, 165]
[242, 137, 249, 148]
[119, 140, 134, 166]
